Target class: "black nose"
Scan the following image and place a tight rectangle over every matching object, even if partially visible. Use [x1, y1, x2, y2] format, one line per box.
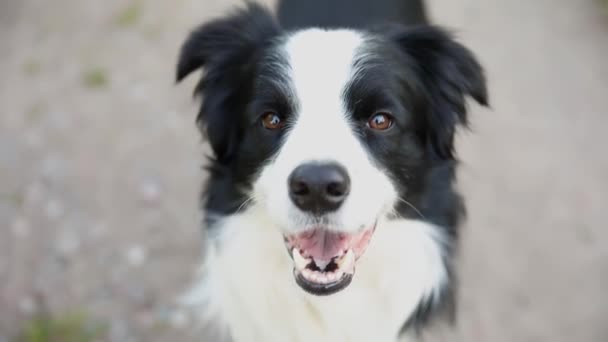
[288, 163, 350, 214]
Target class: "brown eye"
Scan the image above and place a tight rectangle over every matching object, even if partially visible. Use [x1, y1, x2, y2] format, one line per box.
[367, 112, 394, 131]
[261, 112, 284, 130]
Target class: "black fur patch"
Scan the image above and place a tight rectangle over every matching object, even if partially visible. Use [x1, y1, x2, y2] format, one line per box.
[340, 26, 486, 334]
[177, 4, 286, 223]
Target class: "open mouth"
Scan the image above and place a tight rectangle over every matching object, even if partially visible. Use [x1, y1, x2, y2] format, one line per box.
[284, 225, 376, 296]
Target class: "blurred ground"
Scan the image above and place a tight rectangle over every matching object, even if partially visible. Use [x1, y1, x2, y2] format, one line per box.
[1, 0, 607, 341]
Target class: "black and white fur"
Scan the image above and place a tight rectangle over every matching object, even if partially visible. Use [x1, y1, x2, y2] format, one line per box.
[176, 1, 487, 341]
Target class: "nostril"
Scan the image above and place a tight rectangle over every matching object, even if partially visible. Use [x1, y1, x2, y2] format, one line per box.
[291, 180, 310, 196]
[326, 181, 348, 198]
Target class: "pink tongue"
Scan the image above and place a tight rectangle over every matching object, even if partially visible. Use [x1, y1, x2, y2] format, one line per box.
[293, 229, 349, 261]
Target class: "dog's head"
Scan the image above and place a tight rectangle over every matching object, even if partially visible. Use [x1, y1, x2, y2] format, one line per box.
[177, 4, 487, 296]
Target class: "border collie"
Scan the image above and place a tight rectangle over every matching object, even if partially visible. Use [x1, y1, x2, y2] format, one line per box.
[176, 0, 487, 340]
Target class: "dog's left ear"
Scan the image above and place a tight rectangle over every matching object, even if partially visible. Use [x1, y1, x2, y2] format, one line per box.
[176, 4, 280, 163]
[388, 26, 488, 159]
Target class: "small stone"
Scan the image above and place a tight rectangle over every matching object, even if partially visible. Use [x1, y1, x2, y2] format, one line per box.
[55, 232, 81, 257]
[45, 199, 65, 220]
[127, 84, 146, 101]
[140, 178, 161, 204]
[18, 296, 37, 315]
[11, 216, 30, 238]
[24, 130, 44, 149]
[40, 155, 65, 181]
[126, 245, 147, 267]
[169, 309, 189, 329]
[89, 221, 108, 239]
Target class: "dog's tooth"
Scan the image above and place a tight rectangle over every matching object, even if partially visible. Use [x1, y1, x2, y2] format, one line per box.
[301, 268, 311, 279]
[336, 249, 355, 271]
[314, 258, 331, 270]
[344, 249, 355, 270]
[292, 248, 310, 271]
[303, 269, 313, 280]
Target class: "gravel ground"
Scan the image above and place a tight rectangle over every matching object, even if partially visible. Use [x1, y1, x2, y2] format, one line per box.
[1, 0, 607, 341]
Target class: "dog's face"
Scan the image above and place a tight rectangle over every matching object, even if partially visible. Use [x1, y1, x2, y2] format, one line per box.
[177, 4, 486, 296]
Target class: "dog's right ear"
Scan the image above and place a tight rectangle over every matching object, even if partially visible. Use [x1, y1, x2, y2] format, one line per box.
[383, 25, 488, 160]
[176, 3, 280, 162]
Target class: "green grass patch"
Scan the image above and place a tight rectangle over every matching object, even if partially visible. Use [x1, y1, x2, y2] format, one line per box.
[600, 0, 608, 13]
[23, 60, 41, 76]
[115, 2, 143, 27]
[3, 191, 25, 207]
[25, 102, 44, 123]
[17, 311, 107, 342]
[82, 67, 109, 89]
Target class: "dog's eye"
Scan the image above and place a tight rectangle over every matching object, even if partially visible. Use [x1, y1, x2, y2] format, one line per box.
[367, 112, 394, 131]
[261, 112, 284, 130]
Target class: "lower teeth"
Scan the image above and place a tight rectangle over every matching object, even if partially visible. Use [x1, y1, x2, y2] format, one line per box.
[301, 268, 344, 284]
[293, 248, 355, 283]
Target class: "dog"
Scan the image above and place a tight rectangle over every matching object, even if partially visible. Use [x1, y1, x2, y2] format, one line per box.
[176, 0, 487, 341]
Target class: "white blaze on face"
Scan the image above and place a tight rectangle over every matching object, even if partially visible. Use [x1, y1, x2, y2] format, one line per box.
[253, 29, 397, 234]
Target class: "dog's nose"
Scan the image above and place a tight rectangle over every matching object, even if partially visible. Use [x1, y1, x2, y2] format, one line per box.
[288, 163, 350, 214]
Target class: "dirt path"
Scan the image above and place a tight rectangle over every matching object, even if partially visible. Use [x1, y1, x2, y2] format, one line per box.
[1, 0, 607, 341]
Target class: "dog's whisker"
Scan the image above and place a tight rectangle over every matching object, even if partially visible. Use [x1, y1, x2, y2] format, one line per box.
[236, 196, 256, 213]
[395, 197, 426, 220]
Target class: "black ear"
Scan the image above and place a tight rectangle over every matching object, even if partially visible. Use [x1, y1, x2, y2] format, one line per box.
[176, 3, 280, 162]
[389, 26, 488, 159]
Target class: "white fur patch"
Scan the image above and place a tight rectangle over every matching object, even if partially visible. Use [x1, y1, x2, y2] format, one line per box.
[186, 209, 447, 342]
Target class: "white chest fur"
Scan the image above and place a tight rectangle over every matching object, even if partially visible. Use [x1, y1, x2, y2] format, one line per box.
[186, 210, 447, 342]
